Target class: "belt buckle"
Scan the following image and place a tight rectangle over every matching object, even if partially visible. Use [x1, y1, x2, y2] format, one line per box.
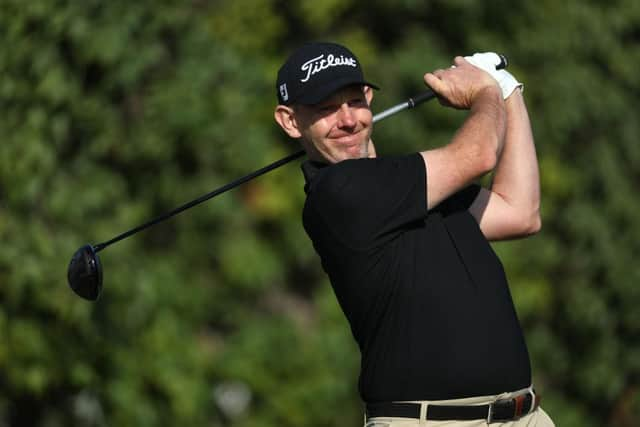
[488, 397, 513, 424]
[514, 394, 527, 417]
[528, 389, 537, 414]
[487, 389, 537, 424]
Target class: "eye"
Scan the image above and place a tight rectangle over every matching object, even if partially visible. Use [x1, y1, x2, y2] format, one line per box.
[318, 104, 337, 113]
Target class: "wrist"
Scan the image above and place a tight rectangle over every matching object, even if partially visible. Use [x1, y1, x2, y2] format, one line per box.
[472, 84, 503, 108]
[497, 70, 523, 99]
[470, 86, 507, 144]
[505, 84, 524, 100]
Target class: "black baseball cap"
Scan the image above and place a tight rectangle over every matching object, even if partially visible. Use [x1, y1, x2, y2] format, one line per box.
[276, 42, 379, 106]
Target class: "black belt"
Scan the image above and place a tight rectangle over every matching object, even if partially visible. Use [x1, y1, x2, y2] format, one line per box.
[366, 391, 540, 424]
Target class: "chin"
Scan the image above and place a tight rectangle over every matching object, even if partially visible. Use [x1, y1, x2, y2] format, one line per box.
[335, 150, 366, 163]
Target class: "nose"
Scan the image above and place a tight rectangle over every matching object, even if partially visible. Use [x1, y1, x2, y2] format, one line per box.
[336, 103, 356, 128]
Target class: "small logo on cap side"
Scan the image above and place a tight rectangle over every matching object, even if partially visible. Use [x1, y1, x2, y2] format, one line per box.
[300, 54, 357, 83]
[279, 83, 289, 101]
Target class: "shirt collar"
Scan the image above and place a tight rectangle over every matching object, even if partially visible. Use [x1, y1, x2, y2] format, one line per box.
[301, 160, 329, 193]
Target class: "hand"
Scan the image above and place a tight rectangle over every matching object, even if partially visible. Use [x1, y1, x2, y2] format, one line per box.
[464, 52, 523, 99]
[424, 56, 501, 110]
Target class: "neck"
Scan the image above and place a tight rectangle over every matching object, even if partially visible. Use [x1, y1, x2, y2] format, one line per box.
[301, 139, 378, 164]
[301, 140, 330, 163]
[366, 139, 377, 158]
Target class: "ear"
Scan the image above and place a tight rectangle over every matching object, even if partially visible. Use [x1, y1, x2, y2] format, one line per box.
[364, 86, 374, 106]
[274, 105, 302, 139]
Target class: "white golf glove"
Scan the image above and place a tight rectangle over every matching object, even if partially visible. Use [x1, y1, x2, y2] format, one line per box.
[464, 52, 523, 99]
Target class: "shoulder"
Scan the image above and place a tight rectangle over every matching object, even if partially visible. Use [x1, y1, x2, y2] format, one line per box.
[310, 154, 425, 197]
[305, 154, 426, 228]
[303, 154, 429, 249]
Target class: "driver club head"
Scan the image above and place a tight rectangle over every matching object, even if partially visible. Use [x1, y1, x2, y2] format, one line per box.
[68, 244, 103, 301]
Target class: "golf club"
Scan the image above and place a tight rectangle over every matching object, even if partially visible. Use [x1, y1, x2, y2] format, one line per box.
[68, 54, 508, 301]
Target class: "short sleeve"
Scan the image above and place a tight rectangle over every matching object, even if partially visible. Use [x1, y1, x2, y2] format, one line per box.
[305, 154, 427, 249]
[432, 184, 481, 216]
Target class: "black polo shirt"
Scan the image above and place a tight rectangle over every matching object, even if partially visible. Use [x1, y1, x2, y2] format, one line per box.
[301, 153, 531, 403]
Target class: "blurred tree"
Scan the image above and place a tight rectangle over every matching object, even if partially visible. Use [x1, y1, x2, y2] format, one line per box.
[1, 0, 638, 426]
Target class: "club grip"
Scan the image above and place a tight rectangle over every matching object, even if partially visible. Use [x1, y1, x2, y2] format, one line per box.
[407, 53, 509, 109]
[496, 54, 508, 70]
[407, 90, 438, 108]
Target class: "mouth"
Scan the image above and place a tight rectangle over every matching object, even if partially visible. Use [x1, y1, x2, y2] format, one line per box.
[330, 129, 364, 145]
[329, 132, 368, 159]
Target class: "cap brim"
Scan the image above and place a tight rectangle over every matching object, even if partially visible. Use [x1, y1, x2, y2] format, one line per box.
[295, 77, 380, 105]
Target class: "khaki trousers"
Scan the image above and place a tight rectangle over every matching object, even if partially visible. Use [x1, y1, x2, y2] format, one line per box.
[364, 387, 555, 427]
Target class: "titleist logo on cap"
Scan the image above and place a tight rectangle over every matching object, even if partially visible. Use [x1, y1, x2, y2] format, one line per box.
[276, 42, 378, 105]
[300, 54, 358, 83]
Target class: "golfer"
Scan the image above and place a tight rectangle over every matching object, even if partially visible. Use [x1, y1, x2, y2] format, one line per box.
[274, 42, 554, 426]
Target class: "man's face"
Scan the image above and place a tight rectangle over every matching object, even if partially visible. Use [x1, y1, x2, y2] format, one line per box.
[294, 85, 374, 164]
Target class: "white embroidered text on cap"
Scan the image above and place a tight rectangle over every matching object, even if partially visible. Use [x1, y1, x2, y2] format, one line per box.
[300, 54, 357, 83]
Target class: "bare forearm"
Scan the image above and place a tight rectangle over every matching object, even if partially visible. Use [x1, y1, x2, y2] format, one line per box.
[468, 87, 507, 160]
[490, 90, 541, 227]
[423, 87, 506, 208]
[448, 86, 506, 173]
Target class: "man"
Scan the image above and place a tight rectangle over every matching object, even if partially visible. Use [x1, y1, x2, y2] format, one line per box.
[274, 42, 554, 426]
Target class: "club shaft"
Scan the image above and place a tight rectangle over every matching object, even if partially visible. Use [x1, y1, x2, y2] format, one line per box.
[372, 90, 438, 122]
[92, 52, 506, 253]
[92, 94, 428, 252]
[93, 149, 306, 252]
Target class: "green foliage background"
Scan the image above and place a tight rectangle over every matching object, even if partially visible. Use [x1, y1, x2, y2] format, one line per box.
[1, 0, 639, 426]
